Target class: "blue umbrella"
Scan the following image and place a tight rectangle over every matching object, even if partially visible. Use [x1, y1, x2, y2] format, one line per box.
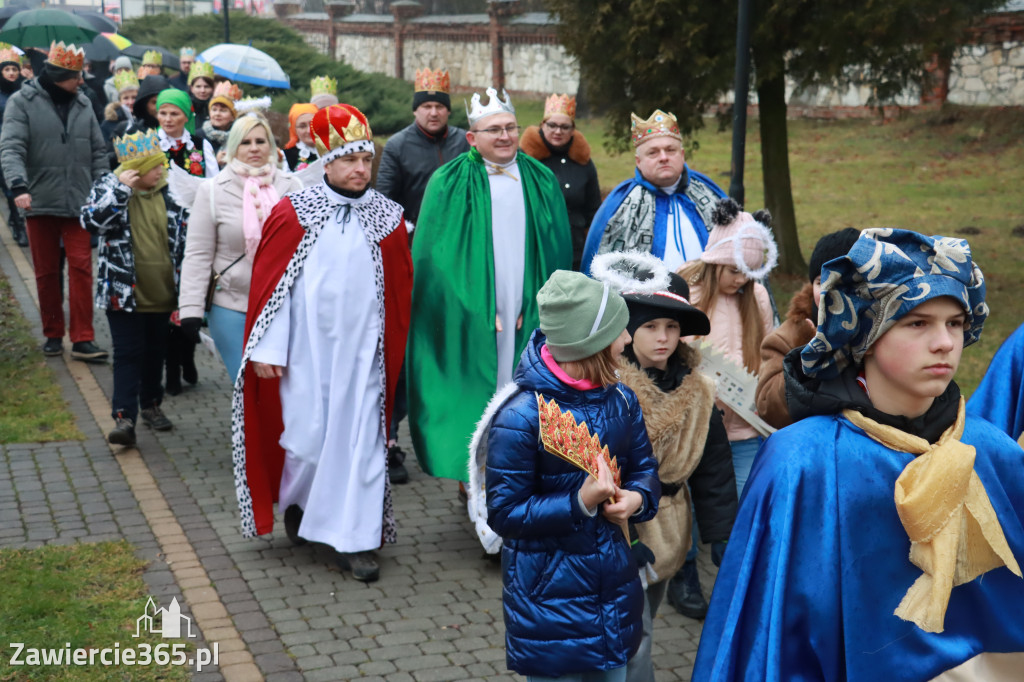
[197, 43, 289, 89]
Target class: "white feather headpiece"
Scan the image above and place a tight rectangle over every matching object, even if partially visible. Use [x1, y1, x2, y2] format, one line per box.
[590, 250, 671, 295]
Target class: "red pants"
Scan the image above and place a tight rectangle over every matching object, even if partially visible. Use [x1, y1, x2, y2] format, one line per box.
[25, 215, 95, 343]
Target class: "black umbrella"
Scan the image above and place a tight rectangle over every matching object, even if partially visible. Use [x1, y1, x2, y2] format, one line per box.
[71, 9, 118, 34]
[121, 43, 179, 71]
[84, 33, 126, 62]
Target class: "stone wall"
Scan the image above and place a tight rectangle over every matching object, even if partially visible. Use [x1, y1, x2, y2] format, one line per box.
[402, 38, 493, 86]
[948, 42, 1024, 105]
[336, 34, 396, 75]
[503, 42, 578, 94]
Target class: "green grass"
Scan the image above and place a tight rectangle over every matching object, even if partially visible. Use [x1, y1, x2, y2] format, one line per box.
[0, 541, 191, 681]
[0, 271, 81, 443]
[509, 100, 1024, 396]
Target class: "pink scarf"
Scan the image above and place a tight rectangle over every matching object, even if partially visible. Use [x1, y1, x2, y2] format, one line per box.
[231, 159, 280, 260]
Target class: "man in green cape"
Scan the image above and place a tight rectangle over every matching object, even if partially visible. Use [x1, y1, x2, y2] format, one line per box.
[407, 87, 571, 482]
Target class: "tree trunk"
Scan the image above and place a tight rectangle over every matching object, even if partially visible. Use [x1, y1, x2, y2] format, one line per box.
[756, 72, 806, 276]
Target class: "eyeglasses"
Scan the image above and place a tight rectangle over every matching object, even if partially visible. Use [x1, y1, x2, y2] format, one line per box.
[475, 124, 521, 138]
[543, 122, 574, 133]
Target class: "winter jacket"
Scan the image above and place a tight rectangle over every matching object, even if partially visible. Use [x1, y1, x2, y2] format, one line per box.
[80, 172, 188, 312]
[520, 125, 602, 270]
[101, 101, 130, 146]
[618, 344, 736, 581]
[177, 165, 302, 319]
[375, 122, 469, 225]
[486, 330, 660, 677]
[0, 77, 109, 217]
[686, 280, 775, 441]
[756, 282, 817, 429]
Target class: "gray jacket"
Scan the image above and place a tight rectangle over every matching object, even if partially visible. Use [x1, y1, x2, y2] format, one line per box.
[0, 78, 109, 217]
[375, 122, 469, 225]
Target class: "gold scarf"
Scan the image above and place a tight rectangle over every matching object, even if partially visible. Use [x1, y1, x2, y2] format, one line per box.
[844, 398, 1022, 633]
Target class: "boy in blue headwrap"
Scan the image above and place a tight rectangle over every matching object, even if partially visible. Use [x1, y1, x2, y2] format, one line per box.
[694, 228, 1024, 681]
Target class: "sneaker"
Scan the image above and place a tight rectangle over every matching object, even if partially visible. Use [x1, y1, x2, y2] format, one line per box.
[336, 551, 380, 582]
[42, 337, 63, 356]
[108, 414, 136, 446]
[140, 405, 173, 431]
[667, 559, 708, 620]
[387, 444, 409, 485]
[70, 341, 108, 362]
[284, 504, 307, 546]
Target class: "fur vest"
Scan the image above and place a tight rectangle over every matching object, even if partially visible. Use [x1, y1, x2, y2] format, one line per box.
[618, 343, 716, 580]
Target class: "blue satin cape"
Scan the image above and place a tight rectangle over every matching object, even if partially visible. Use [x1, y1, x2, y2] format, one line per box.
[967, 322, 1024, 441]
[693, 413, 1024, 682]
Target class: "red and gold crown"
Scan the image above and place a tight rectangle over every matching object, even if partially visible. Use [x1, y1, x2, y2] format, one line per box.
[212, 80, 243, 102]
[536, 394, 621, 486]
[544, 93, 576, 120]
[414, 68, 450, 94]
[0, 44, 19, 66]
[311, 103, 374, 161]
[188, 60, 215, 85]
[47, 41, 85, 72]
[630, 109, 682, 148]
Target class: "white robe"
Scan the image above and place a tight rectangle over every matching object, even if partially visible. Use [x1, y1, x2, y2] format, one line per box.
[249, 186, 386, 553]
[658, 178, 703, 271]
[487, 155, 526, 388]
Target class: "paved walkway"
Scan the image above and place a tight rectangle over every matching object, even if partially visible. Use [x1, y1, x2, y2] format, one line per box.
[0, 228, 714, 681]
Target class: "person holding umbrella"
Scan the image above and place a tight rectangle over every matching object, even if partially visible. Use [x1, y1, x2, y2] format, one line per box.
[0, 41, 109, 360]
[0, 42, 27, 246]
[138, 49, 161, 79]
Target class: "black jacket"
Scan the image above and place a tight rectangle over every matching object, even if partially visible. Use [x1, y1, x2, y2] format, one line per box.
[520, 125, 602, 270]
[375, 122, 469, 224]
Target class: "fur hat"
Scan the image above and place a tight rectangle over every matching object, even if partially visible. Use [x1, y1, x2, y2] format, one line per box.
[699, 198, 778, 280]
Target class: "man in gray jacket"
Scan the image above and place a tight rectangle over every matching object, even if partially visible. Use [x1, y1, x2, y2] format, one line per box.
[0, 41, 109, 360]
[375, 66, 468, 484]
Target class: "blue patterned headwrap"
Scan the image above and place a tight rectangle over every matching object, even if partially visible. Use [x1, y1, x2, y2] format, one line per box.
[801, 228, 988, 379]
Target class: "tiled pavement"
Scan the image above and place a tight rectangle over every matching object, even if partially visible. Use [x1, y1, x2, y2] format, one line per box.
[0, 231, 715, 681]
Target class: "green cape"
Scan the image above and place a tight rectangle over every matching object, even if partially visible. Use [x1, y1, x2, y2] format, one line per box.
[407, 149, 571, 481]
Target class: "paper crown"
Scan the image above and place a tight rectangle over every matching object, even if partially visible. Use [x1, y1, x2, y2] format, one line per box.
[310, 75, 337, 98]
[310, 103, 373, 159]
[536, 395, 621, 487]
[113, 130, 163, 164]
[113, 70, 140, 93]
[212, 80, 243, 102]
[180, 46, 196, 58]
[631, 109, 682, 148]
[467, 87, 515, 126]
[235, 96, 272, 115]
[0, 45, 19, 66]
[47, 41, 85, 72]
[414, 68, 450, 94]
[544, 93, 576, 120]
[142, 50, 162, 66]
[188, 61, 215, 85]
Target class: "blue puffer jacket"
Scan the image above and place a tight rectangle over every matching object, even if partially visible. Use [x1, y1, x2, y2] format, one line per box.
[486, 330, 660, 677]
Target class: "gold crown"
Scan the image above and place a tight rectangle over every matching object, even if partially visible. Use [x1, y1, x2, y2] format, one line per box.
[142, 50, 163, 66]
[544, 93, 576, 120]
[212, 80, 243, 101]
[536, 394, 621, 486]
[113, 130, 164, 164]
[113, 70, 139, 93]
[188, 60, 215, 84]
[630, 109, 682, 148]
[47, 41, 85, 72]
[0, 44, 19, 66]
[310, 75, 337, 98]
[414, 68, 450, 94]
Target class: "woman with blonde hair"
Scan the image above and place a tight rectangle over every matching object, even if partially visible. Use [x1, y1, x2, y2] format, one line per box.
[177, 114, 302, 381]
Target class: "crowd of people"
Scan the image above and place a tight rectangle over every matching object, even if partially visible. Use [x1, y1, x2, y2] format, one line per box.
[3, 37, 1024, 682]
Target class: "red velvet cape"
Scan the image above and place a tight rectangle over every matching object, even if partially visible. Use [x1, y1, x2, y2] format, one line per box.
[240, 195, 412, 537]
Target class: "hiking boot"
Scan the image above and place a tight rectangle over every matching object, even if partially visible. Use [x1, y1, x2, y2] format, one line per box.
[667, 559, 708, 620]
[140, 405, 173, 431]
[108, 414, 136, 447]
[336, 551, 380, 582]
[284, 504, 307, 546]
[42, 337, 63, 356]
[388, 443, 409, 485]
[70, 341, 108, 363]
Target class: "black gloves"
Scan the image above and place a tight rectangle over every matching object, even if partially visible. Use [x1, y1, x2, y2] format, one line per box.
[180, 317, 203, 344]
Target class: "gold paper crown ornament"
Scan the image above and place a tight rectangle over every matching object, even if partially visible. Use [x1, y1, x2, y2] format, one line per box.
[0, 44, 20, 66]
[46, 41, 85, 72]
[311, 75, 338, 99]
[113, 130, 164, 165]
[188, 60, 215, 85]
[630, 109, 682, 148]
[113, 70, 140, 94]
[414, 68, 450, 94]
[142, 50, 163, 67]
[544, 93, 576, 120]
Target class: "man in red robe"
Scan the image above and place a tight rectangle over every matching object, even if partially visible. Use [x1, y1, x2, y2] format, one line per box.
[231, 104, 412, 582]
